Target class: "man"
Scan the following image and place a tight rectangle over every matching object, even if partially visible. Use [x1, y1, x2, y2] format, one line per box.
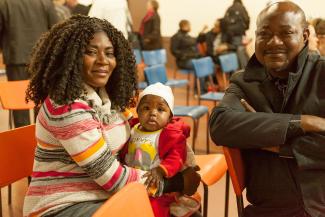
[170, 20, 205, 94]
[88, 0, 132, 39]
[0, 0, 59, 127]
[170, 20, 201, 70]
[209, 2, 325, 217]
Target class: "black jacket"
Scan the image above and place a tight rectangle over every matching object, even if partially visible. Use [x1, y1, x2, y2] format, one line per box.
[209, 46, 325, 217]
[170, 30, 200, 69]
[0, 0, 59, 65]
[141, 12, 162, 51]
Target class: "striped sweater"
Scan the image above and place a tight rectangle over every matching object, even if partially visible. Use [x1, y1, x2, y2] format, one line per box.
[23, 84, 146, 217]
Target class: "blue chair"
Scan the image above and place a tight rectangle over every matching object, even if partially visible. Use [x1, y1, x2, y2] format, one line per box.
[192, 57, 225, 107]
[142, 49, 190, 105]
[133, 49, 147, 89]
[218, 52, 239, 73]
[142, 49, 167, 66]
[144, 64, 209, 153]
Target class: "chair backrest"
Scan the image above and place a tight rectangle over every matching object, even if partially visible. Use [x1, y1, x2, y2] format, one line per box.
[0, 80, 34, 110]
[142, 49, 167, 66]
[222, 147, 245, 196]
[218, 52, 239, 74]
[144, 64, 168, 84]
[133, 49, 142, 65]
[0, 124, 37, 187]
[92, 182, 155, 217]
[191, 57, 215, 78]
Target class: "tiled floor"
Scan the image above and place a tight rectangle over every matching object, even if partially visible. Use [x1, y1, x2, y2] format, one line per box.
[0, 71, 247, 217]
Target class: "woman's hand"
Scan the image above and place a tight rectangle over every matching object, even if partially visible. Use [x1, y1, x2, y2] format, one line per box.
[182, 166, 201, 196]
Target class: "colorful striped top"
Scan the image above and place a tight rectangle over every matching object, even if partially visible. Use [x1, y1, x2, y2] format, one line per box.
[23, 84, 146, 217]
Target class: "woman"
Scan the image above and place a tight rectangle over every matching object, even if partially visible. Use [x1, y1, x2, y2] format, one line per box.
[139, 0, 162, 50]
[23, 15, 200, 217]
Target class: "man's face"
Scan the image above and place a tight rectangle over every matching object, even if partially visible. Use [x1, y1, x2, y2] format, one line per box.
[255, 10, 308, 77]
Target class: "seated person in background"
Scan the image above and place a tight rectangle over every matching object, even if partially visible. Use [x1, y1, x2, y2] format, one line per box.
[315, 19, 325, 56]
[170, 20, 201, 70]
[307, 22, 319, 54]
[205, 19, 233, 64]
[23, 15, 201, 217]
[122, 82, 200, 217]
[209, 2, 325, 216]
[171, 20, 207, 93]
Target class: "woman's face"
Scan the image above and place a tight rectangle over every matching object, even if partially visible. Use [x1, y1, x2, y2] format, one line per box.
[82, 31, 116, 88]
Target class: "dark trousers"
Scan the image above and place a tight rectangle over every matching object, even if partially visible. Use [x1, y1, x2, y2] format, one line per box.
[5, 64, 31, 128]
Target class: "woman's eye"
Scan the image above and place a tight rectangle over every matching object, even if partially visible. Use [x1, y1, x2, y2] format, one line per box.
[105, 52, 115, 58]
[85, 50, 96, 55]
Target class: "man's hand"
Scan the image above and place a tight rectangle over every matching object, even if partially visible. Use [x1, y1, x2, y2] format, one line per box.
[240, 99, 279, 153]
[301, 115, 325, 133]
[182, 166, 201, 196]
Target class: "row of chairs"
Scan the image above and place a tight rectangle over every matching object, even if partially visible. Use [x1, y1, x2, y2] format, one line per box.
[0, 124, 237, 217]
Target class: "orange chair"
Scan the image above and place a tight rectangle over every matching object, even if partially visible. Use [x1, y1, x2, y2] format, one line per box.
[195, 154, 229, 217]
[0, 124, 37, 217]
[92, 182, 155, 217]
[223, 147, 245, 217]
[0, 80, 35, 205]
[0, 80, 34, 129]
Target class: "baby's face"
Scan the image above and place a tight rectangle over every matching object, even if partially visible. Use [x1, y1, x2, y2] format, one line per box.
[137, 95, 172, 132]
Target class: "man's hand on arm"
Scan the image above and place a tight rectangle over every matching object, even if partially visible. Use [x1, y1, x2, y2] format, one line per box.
[301, 115, 325, 133]
[240, 99, 280, 153]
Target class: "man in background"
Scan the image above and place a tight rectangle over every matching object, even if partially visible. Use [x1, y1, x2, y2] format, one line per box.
[0, 0, 59, 127]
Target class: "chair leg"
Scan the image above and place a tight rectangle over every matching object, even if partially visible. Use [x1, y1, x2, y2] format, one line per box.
[203, 183, 208, 217]
[9, 110, 13, 129]
[1, 188, 2, 217]
[224, 171, 230, 217]
[186, 73, 190, 106]
[236, 195, 244, 217]
[8, 184, 11, 205]
[206, 112, 210, 154]
[192, 119, 198, 153]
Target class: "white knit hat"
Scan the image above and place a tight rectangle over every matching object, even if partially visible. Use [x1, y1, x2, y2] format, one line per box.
[138, 82, 174, 114]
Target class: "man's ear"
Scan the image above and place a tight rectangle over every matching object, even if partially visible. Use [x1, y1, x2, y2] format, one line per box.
[303, 27, 310, 44]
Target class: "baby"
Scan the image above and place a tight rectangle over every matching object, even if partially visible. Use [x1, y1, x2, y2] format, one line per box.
[123, 82, 200, 217]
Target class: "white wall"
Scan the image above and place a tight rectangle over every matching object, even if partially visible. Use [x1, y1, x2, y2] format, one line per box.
[158, 0, 325, 54]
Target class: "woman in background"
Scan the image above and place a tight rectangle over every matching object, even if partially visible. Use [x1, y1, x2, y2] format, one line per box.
[139, 0, 162, 50]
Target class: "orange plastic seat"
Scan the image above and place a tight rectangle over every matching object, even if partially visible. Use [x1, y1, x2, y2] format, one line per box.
[0, 125, 37, 217]
[0, 80, 34, 129]
[195, 154, 229, 217]
[92, 182, 154, 217]
[223, 147, 245, 217]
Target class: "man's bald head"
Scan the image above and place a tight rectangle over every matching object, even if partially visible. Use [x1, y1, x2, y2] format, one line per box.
[257, 1, 307, 29]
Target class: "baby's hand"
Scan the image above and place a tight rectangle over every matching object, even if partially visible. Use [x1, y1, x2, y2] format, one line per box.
[143, 167, 166, 191]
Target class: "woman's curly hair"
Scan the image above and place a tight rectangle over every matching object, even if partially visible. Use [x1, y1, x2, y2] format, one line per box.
[26, 15, 138, 110]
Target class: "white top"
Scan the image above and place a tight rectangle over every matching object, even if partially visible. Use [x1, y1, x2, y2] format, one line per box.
[88, 0, 132, 39]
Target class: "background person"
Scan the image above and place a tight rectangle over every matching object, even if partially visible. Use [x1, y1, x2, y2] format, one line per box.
[139, 0, 162, 50]
[0, 0, 59, 128]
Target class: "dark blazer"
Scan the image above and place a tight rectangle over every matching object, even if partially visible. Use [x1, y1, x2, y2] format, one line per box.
[0, 0, 59, 65]
[141, 12, 162, 50]
[209, 46, 325, 217]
